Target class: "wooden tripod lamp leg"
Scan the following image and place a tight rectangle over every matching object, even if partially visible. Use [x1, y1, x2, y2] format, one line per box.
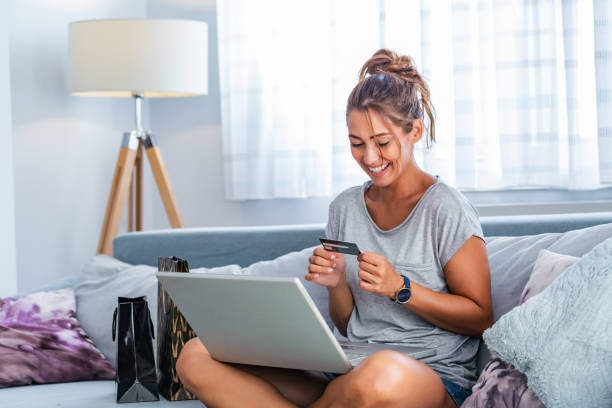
[128, 140, 144, 232]
[128, 166, 134, 233]
[97, 133, 140, 255]
[143, 134, 185, 228]
[135, 141, 143, 231]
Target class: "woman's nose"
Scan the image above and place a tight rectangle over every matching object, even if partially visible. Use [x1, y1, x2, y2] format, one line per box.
[363, 143, 382, 165]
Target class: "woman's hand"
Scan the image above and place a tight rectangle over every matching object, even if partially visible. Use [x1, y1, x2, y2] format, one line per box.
[305, 247, 346, 288]
[357, 251, 404, 298]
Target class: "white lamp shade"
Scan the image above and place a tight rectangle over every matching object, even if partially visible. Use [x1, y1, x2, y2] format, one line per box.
[68, 19, 207, 97]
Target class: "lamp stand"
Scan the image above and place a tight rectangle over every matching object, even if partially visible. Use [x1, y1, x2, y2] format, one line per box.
[97, 95, 184, 256]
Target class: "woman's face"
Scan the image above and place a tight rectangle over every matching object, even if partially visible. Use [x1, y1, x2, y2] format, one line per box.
[347, 109, 420, 188]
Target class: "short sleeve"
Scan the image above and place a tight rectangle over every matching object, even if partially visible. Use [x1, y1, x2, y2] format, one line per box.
[437, 198, 484, 268]
[325, 203, 339, 240]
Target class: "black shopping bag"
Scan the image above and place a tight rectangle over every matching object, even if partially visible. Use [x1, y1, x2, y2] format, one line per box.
[157, 256, 197, 401]
[112, 296, 159, 403]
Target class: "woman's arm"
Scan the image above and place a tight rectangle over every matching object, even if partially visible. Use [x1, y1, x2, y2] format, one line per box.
[358, 236, 493, 337]
[327, 278, 354, 337]
[403, 236, 493, 336]
[306, 248, 354, 337]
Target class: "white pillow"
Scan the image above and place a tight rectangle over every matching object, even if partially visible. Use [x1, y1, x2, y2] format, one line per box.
[75, 259, 158, 369]
[79, 254, 133, 280]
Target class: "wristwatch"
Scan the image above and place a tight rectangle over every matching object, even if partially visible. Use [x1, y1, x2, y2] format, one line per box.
[391, 275, 411, 304]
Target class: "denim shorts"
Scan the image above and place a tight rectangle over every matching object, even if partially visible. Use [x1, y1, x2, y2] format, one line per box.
[323, 373, 471, 407]
[440, 377, 471, 407]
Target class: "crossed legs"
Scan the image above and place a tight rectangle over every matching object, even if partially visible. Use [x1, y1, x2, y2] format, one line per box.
[177, 338, 457, 408]
[176, 338, 326, 407]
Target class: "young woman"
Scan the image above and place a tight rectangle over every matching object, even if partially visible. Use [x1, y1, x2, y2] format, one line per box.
[176, 49, 493, 408]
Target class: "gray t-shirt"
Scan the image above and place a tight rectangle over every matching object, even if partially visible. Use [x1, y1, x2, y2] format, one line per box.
[325, 178, 484, 389]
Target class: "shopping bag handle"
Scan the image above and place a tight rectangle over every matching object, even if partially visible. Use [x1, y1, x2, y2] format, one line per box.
[112, 307, 117, 342]
[148, 308, 155, 340]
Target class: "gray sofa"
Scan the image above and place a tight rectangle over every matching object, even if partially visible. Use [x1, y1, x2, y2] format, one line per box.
[3, 212, 612, 408]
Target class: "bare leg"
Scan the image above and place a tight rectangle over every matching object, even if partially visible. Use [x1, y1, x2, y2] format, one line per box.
[234, 364, 330, 406]
[176, 338, 328, 408]
[308, 350, 457, 408]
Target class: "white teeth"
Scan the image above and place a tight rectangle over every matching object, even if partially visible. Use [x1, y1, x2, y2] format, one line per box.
[368, 163, 390, 173]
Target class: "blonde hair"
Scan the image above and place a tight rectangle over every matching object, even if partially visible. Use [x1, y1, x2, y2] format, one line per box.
[346, 49, 435, 147]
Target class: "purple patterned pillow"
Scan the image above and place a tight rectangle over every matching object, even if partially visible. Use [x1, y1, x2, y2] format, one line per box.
[463, 250, 578, 408]
[0, 288, 115, 388]
[463, 357, 544, 408]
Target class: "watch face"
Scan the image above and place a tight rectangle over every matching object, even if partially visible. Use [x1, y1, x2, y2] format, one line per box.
[397, 288, 411, 303]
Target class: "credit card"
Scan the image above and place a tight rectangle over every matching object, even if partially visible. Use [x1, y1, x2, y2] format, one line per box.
[319, 238, 361, 256]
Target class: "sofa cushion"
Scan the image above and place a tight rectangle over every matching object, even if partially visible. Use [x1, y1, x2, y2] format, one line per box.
[79, 254, 133, 280]
[485, 221, 612, 322]
[0, 380, 205, 408]
[0, 288, 115, 388]
[75, 259, 159, 370]
[482, 237, 612, 407]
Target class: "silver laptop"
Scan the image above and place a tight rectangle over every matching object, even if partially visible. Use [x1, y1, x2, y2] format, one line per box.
[156, 272, 435, 374]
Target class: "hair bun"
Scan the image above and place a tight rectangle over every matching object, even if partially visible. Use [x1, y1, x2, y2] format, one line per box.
[359, 49, 418, 81]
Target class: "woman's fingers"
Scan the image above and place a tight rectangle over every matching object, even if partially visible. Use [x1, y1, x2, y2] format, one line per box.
[309, 255, 334, 268]
[307, 247, 341, 284]
[312, 247, 339, 267]
[359, 279, 375, 292]
[358, 260, 378, 274]
[306, 259, 342, 288]
[358, 251, 381, 266]
[304, 272, 319, 281]
[358, 269, 378, 284]
[309, 263, 335, 274]
[314, 246, 339, 259]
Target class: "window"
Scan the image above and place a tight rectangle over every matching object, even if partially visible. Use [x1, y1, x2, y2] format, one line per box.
[218, 0, 612, 203]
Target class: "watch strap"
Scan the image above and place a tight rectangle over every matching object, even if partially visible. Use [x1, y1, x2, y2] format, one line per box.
[390, 275, 411, 302]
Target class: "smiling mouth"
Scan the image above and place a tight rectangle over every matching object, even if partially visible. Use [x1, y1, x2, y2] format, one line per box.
[367, 162, 391, 174]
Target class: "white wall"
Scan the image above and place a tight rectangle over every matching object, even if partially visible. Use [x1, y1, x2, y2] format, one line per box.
[146, 0, 331, 230]
[8, 0, 154, 293]
[1, 11, 17, 297]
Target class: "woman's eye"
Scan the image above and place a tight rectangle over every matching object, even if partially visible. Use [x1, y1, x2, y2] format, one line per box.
[350, 141, 389, 147]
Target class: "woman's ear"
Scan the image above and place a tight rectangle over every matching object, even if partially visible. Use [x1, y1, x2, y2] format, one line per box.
[409, 119, 424, 144]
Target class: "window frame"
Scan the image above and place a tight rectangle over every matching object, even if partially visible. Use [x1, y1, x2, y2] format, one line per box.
[464, 187, 612, 216]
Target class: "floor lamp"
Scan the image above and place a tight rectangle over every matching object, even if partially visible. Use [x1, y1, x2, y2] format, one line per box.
[68, 19, 208, 255]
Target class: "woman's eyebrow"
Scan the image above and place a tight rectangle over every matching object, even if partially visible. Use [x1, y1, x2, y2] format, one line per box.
[348, 132, 391, 139]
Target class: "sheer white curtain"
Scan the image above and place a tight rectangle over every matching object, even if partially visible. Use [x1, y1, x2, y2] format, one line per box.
[218, 0, 612, 200]
[217, 0, 334, 200]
